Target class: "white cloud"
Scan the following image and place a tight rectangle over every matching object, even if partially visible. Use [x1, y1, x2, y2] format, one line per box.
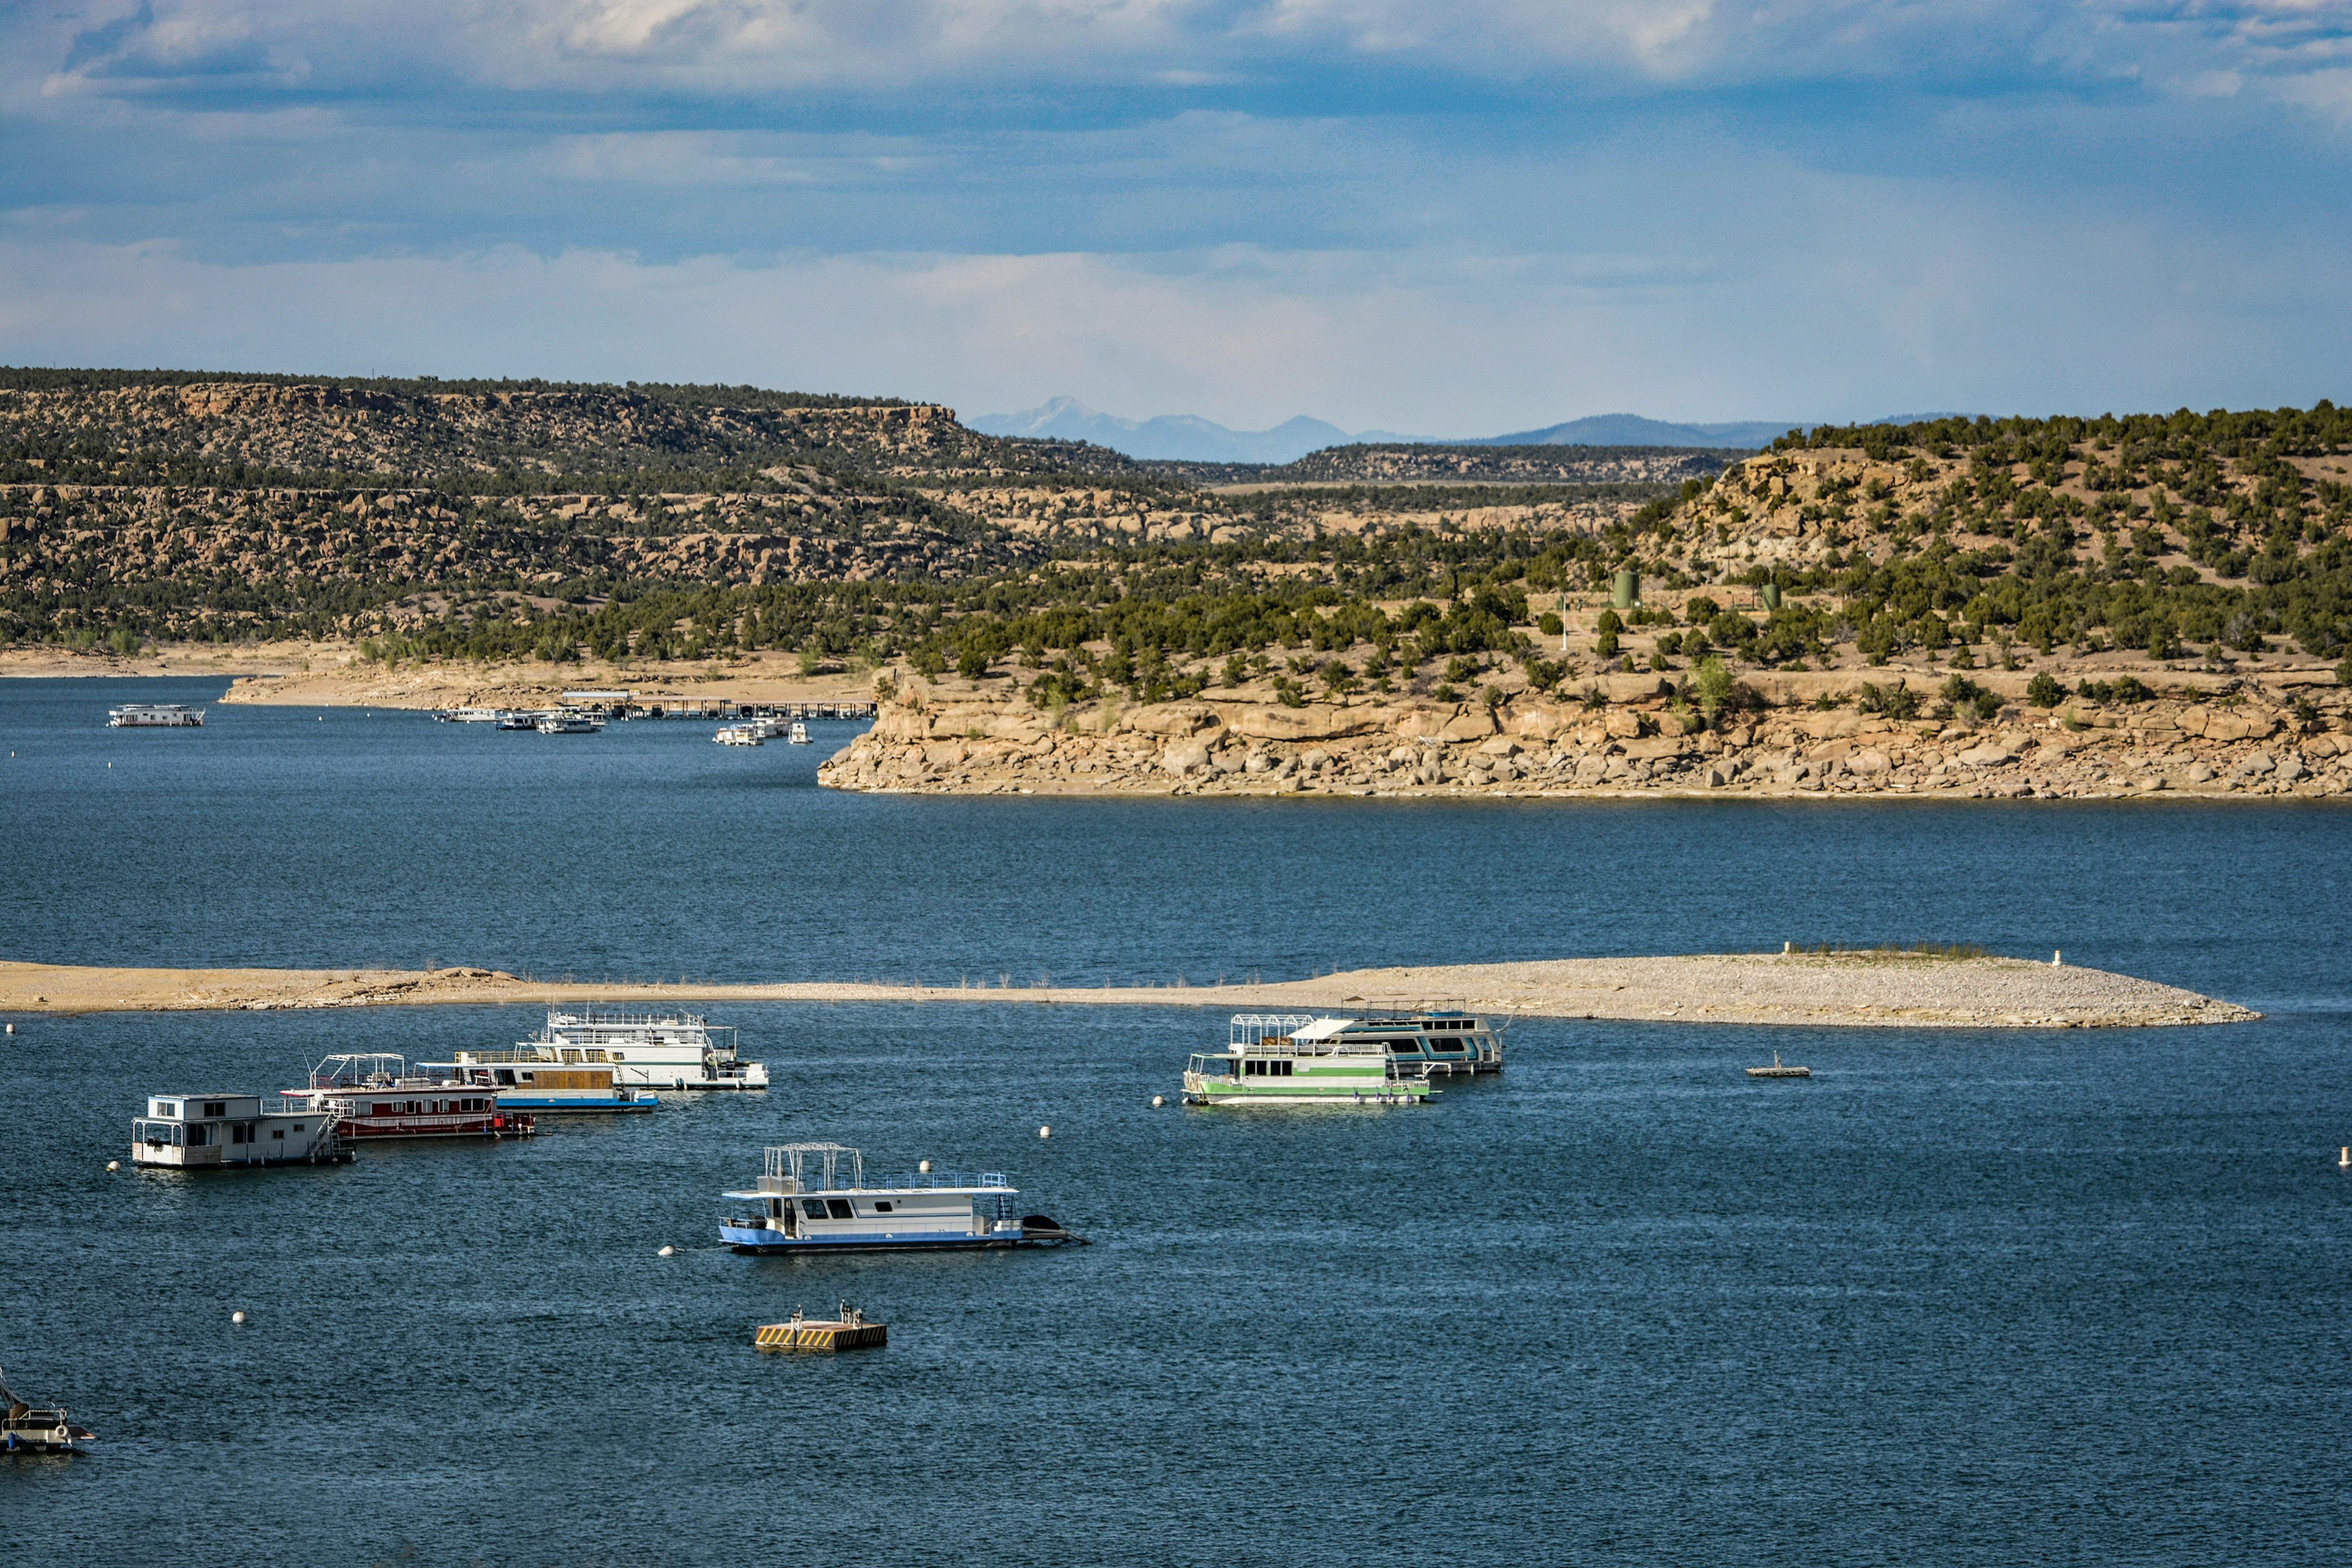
[21, 0, 2345, 98]
[2, 194, 2343, 431]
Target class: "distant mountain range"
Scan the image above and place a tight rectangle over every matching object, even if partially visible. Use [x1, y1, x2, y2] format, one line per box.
[966, 398, 1814, 464]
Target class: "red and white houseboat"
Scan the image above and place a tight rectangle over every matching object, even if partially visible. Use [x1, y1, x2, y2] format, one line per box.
[281, 1054, 535, 1141]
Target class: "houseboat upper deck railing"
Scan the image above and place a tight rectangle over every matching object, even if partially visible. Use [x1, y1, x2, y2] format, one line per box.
[757, 1143, 1009, 1194]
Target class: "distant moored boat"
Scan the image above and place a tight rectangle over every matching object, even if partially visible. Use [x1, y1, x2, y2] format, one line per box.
[107, 703, 203, 727]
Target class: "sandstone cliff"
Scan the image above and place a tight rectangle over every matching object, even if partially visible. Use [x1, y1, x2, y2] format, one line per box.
[820, 665, 2352, 801]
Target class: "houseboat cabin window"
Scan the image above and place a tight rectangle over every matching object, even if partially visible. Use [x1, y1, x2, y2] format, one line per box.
[1188, 1055, 1232, 1076]
[801, 1199, 829, 1219]
[203, 1101, 227, 1117]
[230, 1123, 254, 1144]
[494, 1069, 516, 1085]
[826, 1199, 856, 1219]
[873, 1201, 894, 1213]
[1242, 1060, 1295, 1076]
[271, 1129, 285, 1140]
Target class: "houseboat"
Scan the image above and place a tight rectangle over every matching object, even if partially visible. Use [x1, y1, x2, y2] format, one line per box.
[434, 706, 506, 723]
[1182, 1015, 1436, 1106]
[720, 1144, 1083, 1253]
[535, 713, 603, 734]
[1293, 1003, 1504, 1076]
[107, 703, 205, 727]
[279, 1055, 535, 1140]
[1, 1368, 95, 1454]
[454, 1005, 767, 1091]
[418, 1055, 657, 1113]
[787, 721, 812, 745]
[131, 1093, 350, 1167]
[714, 723, 764, 746]
[497, 711, 546, 731]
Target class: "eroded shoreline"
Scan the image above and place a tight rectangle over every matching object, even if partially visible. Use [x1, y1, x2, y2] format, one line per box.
[0, 954, 2256, 1028]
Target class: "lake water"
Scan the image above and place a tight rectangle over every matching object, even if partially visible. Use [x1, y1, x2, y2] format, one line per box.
[6, 676, 2351, 1566]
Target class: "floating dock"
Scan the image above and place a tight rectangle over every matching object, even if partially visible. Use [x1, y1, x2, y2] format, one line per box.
[1746, 1052, 1812, 1079]
[754, 1306, 887, 1352]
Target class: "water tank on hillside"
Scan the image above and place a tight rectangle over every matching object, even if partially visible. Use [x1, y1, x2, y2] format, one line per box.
[1762, 582, 1782, 611]
[1611, 570, 1638, 609]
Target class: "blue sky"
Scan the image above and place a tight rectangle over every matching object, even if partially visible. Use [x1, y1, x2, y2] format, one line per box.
[2, 1, 2349, 432]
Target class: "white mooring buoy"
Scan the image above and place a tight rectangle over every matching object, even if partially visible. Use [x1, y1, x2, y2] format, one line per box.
[1038, 1125, 1052, 1139]
[231, 1311, 247, 1326]
[2052, 950, 2062, 967]
[4, 1022, 13, 1034]
[658, 1245, 676, 1258]
[1151, 1095, 1165, 1109]
[918, 1159, 931, 1173]
[105, 1160, 119, 1172]
[2340, 1147, 2350, 1170]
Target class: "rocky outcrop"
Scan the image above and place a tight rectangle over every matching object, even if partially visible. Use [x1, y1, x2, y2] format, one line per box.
[818, 671, 2352, 800]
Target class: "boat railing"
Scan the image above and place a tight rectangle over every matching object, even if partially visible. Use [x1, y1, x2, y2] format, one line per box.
[548, 1003, 715, 1030]
[1336, 995, 1471, 1022]
[1231, 1013, 1316, 1048]
[760, 1170, 1012, 1194]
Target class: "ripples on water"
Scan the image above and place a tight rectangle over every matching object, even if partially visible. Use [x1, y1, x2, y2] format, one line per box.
[6, 678, 2350, 1566]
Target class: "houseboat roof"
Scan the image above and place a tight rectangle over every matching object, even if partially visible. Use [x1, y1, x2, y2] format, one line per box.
[721, 1175, 1015, 1199]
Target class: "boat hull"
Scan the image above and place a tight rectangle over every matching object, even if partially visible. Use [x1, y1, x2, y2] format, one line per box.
[1183, 1087, 1430, 1106]
[489, 1094, 656, 1112]
[719, 1224, 1068, 1253]
[132, 1144, 352, 1167]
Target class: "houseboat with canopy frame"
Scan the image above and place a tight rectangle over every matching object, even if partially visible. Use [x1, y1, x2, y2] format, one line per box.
[1183, 1014, 1436, 1106]
[279, 1054, 536, 1140]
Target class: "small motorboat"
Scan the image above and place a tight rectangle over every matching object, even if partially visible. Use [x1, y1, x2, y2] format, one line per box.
[1746, 1052, 1811, 1079]
[1, 1367, 96, 1453]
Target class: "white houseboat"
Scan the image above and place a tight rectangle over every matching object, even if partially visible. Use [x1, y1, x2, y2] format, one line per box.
[454, 1005, 766, 1091]
[1297, 1003, 1504, 1076]
[1, 1368, 96, 1453]
[535, 713, 603, 734]
[714, 724, 764, 746]
[1183, 1015, 1436, 1106]
[720, 1144, 1083, 1253]
[786, 721, 811, 745]
[131, 1093, 350, 1167]
[279, 1054, 536, 1140]
[434, 706, 507, 723]
[107, 703, 205, 727]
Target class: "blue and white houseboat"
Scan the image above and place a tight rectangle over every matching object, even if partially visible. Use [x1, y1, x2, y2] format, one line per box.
[720, 1144, 1084, 1253]
[419, 1053, 657, 1112]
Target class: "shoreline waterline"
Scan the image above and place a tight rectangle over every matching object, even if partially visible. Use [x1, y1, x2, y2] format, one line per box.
[0, 952, 2256, 1027]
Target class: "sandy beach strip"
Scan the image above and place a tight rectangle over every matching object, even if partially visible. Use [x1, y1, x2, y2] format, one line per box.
[0, 953, 2256, 1028]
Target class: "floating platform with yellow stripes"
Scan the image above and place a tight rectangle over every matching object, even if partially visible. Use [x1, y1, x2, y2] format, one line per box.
[754, 1305, 886, 1351]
